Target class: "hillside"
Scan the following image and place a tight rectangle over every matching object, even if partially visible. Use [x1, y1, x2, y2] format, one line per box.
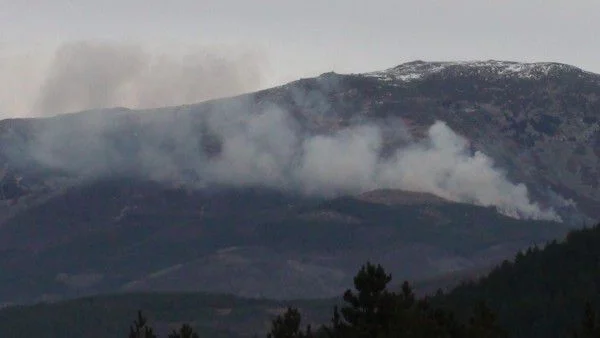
[436, 223, 600, 338]
[0, 60, 598, 303]
[1, 60, 598, 221]
[3, 224, 600, 337]
[0, 181, 567, 304]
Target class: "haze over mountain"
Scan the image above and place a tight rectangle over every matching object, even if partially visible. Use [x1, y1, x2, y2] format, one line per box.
[0, 41, 268, 117]
[3, 1, 600, 117]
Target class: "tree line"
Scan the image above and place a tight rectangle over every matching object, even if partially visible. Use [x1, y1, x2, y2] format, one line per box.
[127, 262, 507, 338]
[127, 223, 600, 338]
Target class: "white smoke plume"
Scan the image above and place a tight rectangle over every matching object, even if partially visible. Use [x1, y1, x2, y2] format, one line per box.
[2, 44, 559, 222]
[0, 40, 267, 117]
[202, 107, 560, 221]
[28, 96, 561, 222]
[377, 122, 560, 221]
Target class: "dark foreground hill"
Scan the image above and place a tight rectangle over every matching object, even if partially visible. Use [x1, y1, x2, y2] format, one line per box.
[0, 292, 335, 338]
[0, 180, 568, 304]
[2, 224, 600, 338]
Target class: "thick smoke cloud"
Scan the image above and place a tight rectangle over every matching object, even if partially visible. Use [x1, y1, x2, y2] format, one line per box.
[205, 108, 560, 221]
[29, 96, 561, 222]
[377, 123, 558, 221]
[0, 41, 267, 116]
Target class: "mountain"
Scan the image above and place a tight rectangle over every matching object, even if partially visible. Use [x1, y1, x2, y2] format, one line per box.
[0, 60, 597, 303]
[0, 181, 567, 304]
[3, 60, 597, 219]
[364, 60, 600, 222]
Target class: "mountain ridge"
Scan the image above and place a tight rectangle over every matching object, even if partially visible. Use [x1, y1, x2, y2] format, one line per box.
[364, 59, 593, 83]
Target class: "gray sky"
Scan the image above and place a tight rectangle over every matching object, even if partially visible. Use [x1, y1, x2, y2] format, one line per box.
[1, 0, 599, 116]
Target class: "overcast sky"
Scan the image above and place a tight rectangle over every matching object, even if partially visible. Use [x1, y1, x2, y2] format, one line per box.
[1, 0, 599, 116]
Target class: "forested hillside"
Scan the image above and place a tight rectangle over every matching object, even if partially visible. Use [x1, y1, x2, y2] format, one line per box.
[437, 223, 600, 338]
[4, 224, 600, 337]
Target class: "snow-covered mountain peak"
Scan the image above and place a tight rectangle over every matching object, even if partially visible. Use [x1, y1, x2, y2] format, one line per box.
[365, 60, 585, 82]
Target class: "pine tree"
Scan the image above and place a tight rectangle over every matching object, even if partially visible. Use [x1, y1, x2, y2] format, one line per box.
[466, 301, 507, 338]
[328, 262, 396, 338]
[573, 302, 600, 338]
[168, 323, 200, 338]
[267, 307, 313, 338]
[129, 310, 157, 338]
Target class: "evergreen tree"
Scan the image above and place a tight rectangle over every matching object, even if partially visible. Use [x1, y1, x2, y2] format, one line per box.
[129, 310, 157, 338]
[267, 307, 313, 338]
[573, 302, 600, 338]
[466, 301, 507, 338]
[337, 262, 395, 337]
[168, 323, 200, 338]
[323, 262, 496, 337]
